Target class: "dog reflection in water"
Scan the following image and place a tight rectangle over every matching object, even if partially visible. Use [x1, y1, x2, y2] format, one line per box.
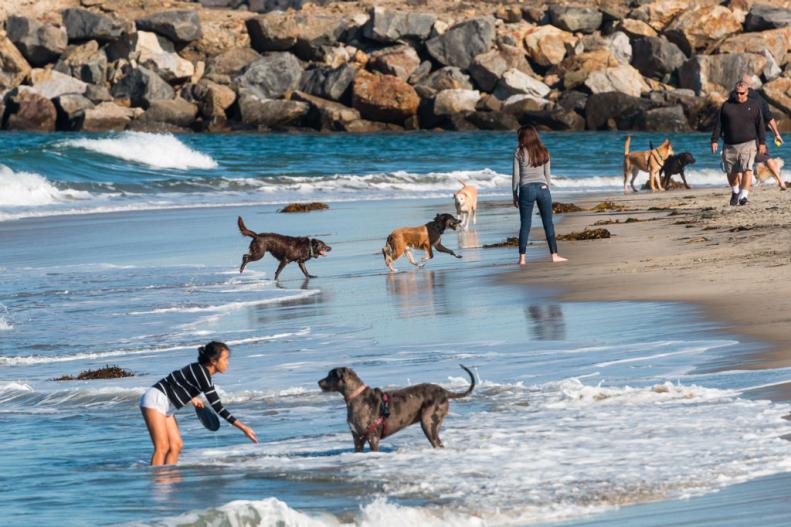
[525, 304, 566, 340]
[386, 270, 448, 317]
[457, 229, 480, 249]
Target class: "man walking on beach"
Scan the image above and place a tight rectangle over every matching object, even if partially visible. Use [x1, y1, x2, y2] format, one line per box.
[741, 74, 786, 190]
[711, 80, 766, 206]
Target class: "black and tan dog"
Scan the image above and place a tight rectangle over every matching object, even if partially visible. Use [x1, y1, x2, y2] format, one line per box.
[624, 136, 674, 193]
[318, 365, 475, 452]
[382, 213, 462, 272]
[659, 152, 696, 189]
[237, 216, 331, 279]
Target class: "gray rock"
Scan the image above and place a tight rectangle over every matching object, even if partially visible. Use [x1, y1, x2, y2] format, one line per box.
[637, 105, 690, 131]
[30, 69, 88, 99]
[62, 8, 125, 43]
[469, 46, 534, 93]
[110, 65, 175, 108]
[6, 16, 68, 67]
[299, 63, 356, 101]
[425, 17, 495, 69]
[630, 37, 685, 80]
[135, 11, 202, 45]
[53, 93, 94, 130]
[84, 84, 112, 103]
[679, 53, 765, 95]
[415, 67, 473, 97]
[363, 7, 437, 43]
[246, 13, 346, 61]
[237, 88, 309, 128]
[236, 52, 303, 99]
[557, 90, 589, 114]
[548, 5, 603, 34]
[4, 89, 57, 131]
[518, 108, 586, 131]
[493, 69, 550, 100]
[0, 34, 32, 90]
[607, 31, 632, 65]
[292, 90, 360, 131]
[368, 45, 421, 80]
[54, 41, 107, 85]
[248, 0, 307, 13]
[207, 47, 261, 77]
[432, 88, 480, 116]
[744, 5, 791, 32]
[75, 101, 138, 131]
[136, 97, 198, 128]
[407, 60, 432, 85]
[465, 110, 520, 130]
[585, 92, 658, 130]
[191, 80, 236, 118]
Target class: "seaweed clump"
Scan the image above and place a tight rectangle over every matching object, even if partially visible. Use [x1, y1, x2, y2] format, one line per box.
[482, 237, 519, 248]
[279, 202, 330, 213]
[52, 365, 134, 381]
[557, 228, 611, 241]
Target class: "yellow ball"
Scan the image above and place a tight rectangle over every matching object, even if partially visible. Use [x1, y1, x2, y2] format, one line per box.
[775, 138, 783, 147]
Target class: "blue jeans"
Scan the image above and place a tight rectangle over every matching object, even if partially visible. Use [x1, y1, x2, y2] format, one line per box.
[517, 183, 557, 255]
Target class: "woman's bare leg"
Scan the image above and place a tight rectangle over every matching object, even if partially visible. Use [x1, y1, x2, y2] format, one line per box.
[163, 415, 183, 465]
[142, 407, 171, 466]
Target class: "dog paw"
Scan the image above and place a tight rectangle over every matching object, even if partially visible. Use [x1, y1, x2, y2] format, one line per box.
[455, 254, 463, 259]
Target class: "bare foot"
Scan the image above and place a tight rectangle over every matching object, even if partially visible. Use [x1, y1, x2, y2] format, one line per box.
[518, 256, 526, 266]
[552, 254, 568, 263]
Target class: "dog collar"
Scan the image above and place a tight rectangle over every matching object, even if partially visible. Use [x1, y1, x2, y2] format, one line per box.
[308, 239, 314, 258]
[346, 385, 367, 401]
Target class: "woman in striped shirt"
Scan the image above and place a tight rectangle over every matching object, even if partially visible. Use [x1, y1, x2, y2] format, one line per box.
[139, 341, 258, 465]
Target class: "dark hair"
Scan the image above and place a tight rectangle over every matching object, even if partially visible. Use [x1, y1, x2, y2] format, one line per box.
[517, 125, 550, 167]
[197, 341, 229, 367]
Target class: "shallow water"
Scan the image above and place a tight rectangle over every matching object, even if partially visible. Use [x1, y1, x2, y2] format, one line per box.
[1, 132, 790, 526]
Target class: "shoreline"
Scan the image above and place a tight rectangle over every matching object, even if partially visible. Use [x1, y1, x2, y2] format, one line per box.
[501, 185, 791, 403]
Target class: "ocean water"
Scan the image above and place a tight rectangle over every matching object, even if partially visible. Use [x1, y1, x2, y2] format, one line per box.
[1, 131, 790, 527]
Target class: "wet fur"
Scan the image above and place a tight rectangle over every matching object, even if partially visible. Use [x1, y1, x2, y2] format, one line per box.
[453, 180, 478, 231]
[624, 136, 674, 193]
[659, 152, 696, 189]
[318, 365, 476, 452]
[237, 216, 331, 280]
[381, 213, 462, 272]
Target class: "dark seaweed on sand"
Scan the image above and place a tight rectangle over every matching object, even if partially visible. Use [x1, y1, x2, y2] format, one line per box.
[52, 365, 134, 381]
[557, 228, 611, 240]
[482, 237, 519, 248]
[279, 202, 330, 213]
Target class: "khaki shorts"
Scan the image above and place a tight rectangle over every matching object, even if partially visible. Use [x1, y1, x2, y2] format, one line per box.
[722, 140, 757, 173]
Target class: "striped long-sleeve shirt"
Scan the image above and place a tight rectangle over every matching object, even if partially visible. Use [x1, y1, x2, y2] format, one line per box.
[153, 362, 237, 424]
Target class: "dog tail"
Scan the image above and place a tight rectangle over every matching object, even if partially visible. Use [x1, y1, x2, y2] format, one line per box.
[624, 135, 631, 156]
[457, 178, 467, 188]
[447, 364, 476, 399]
[237, 216, 257, 238]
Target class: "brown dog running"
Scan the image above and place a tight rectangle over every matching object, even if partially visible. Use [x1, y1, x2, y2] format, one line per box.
[237, 216, 331, 280]
[382, 213, 462, 272]
[318, 365, 476, 452]
[624, 136, 673, 193]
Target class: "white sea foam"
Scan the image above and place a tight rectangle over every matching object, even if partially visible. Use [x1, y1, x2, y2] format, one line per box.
[128, 291, 319, 315]
[61, 132, 218, 170]
[0, 317, 12, 331]
[0, 165, 92, 206]
[184, 379, 791, 526]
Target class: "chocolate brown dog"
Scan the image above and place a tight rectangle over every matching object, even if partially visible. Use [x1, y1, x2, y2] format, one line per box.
[237, 216, 331, 279]
[318, 365, 475, 452]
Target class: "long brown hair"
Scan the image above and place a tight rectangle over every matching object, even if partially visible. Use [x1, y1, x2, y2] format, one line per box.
[517, 125, 550, 167]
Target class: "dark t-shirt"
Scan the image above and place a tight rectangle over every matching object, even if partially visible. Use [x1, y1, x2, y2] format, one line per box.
[711, 96, 766, 146]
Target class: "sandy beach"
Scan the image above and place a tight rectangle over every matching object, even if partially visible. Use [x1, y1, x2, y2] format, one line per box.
[504, 184, 791, 402]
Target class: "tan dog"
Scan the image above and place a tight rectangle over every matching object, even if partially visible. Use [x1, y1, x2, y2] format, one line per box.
[453, 179, 478, 230]
[382, 213, 461, 272]
[624, 136, 673, 193]
[755, 158, 785, 184]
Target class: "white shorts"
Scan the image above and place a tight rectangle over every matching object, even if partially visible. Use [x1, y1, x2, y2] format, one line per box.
[140, 387, 178, 417]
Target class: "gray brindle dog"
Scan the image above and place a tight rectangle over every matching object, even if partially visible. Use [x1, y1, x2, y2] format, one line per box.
[318, 365, 475, 452]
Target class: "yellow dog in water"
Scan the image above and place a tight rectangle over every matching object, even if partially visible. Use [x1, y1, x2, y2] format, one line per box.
[623, 136, 674, 193]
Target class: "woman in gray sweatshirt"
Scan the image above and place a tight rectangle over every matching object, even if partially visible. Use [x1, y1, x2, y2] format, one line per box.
[512, 125, 567, 265]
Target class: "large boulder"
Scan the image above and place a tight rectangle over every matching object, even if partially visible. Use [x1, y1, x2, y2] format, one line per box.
[368, 45, 420, 81]
[237, 89, 309, 128]
[425, 17, 496, 69]
[4, 89, 57, 131]
[630, 37, 686, 80]
[30, 68, 88, 99]
[6, 16, 68, 67]
[548, 5, 602, 34]
[131, 31, 194, 82]
[503, 95, 552, 114]
[558, 90, 589, 114]
[618, 19, 658, 39]
[664, 5, 742, 56]
[236, 52, 303, 100]
[299, 63, 357, 101]
[744, 5, 791, 32]
[363, 7, 436, 43]
[206, 47, 261, 78]
[584, 64, 650, 97]
[110, 65, 175, 108]
[351, 69, 420, 124]
[0, 34, 32, 90]
[585, 91, 658, 130]
[493, 69, 550, 100]
[62, 8, 125, 44]
[468, 45, 535, 93]
[637, 105, 690, 131]
[414, 67, 473, 98]
[136, 97, 198, 128]
[191, 79, 236, 118]
[560, 49, 620, 91]
[432, 89, 480, 116]
[518, 108, 586, 131]
[631, 0, 697, 33]
[292, 90, 360, 131]
[53, 93, 94, 130]
[245, 12, 345, 62]
[523, 25, 578, 67]
[54, 41, 107, 85]
[75, 101, 139, 131]
[679, 53, 766, 95]
[135, 11, 202, 45]
[762, 77, 791, 115]
[718, 29, 791, 65]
